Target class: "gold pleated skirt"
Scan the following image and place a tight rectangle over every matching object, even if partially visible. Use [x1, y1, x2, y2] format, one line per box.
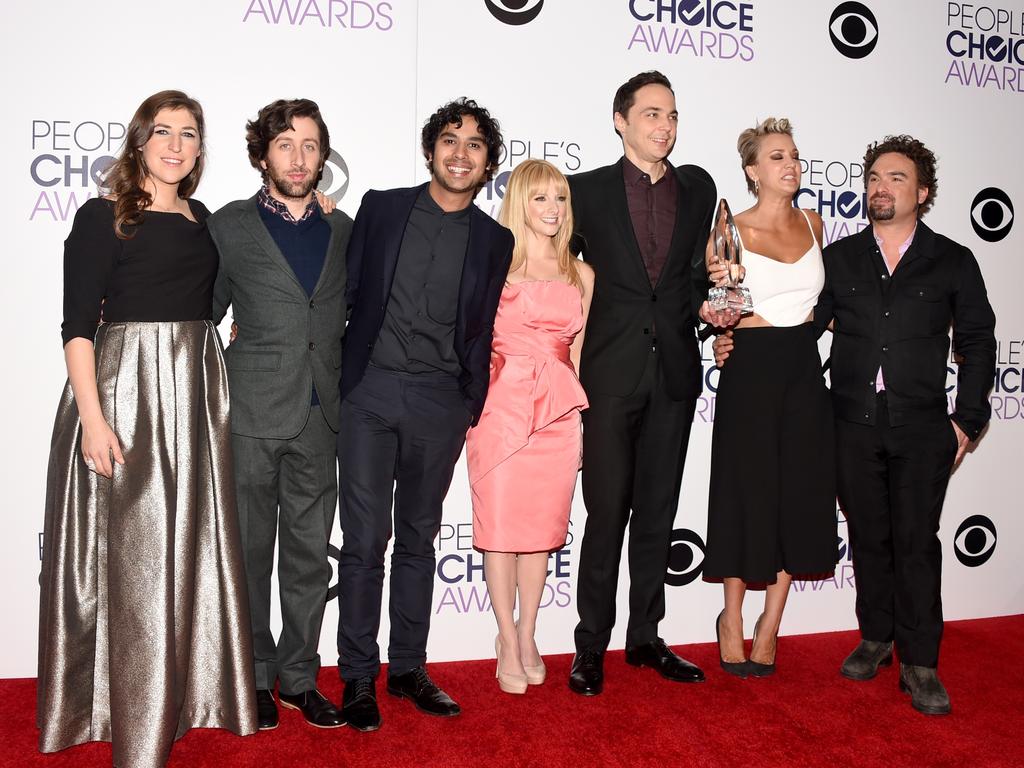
[38, 321, 257, 767]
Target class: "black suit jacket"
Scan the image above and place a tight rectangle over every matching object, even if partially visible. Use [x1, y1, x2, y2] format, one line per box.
[815, 222, 996, 439]
[341, 184, 514, 424]
[569, 159, 716, 400]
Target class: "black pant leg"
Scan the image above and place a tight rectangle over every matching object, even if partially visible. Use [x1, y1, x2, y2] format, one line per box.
[836, 415, 895, 645]
[388, 377, 472, 676]
[886, 418, 956, 667]
[574, 360, 648, 652]
[336, 371, 401, 681]
[626, 355, 695, 647]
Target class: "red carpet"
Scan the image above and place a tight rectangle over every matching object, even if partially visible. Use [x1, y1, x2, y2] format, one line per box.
[6, 615, 1023, 768]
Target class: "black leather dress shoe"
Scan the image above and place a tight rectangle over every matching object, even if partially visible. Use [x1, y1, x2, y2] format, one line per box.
[387, 667, 461, 717]
[625, 638, 705, 682]
[256, 689, 279, 731]
[342, 677, 381, 732]
[279, 688, 345, 728]
[568, 649, 604, 696]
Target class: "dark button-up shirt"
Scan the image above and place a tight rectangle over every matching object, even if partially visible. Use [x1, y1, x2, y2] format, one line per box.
[371, 186, 469, 376]
[815, 222, 996, 439]
[623, 157, 678, 286]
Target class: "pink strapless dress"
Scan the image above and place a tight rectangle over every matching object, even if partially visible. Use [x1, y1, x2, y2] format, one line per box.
[467, 280, 589, 552]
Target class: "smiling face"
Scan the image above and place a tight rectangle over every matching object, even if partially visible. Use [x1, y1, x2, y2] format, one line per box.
[524, 180, 567, 240]
[141, 107, 201, 194]
[866, 151, 928, 225]
[747, 133, 800, 198]
[428, 115, 490, 202]
[261, 115, 322, 202]
[614, 83, 678, 167]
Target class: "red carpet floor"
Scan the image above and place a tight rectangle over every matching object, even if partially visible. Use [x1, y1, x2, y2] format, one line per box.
[5, 615, 1023, 768]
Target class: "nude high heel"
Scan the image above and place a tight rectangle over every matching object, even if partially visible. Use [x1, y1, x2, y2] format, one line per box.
[495, 636, 528, 694]
[522, 659, 547, 686]
[514, 621, 546, 684]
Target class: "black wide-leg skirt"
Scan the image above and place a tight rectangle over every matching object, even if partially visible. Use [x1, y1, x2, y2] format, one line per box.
[704, 324, 838, 584]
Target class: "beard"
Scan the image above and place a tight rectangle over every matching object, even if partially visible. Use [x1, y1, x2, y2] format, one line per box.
[267, 166, 318, 200]
[868, 196, 895, 221]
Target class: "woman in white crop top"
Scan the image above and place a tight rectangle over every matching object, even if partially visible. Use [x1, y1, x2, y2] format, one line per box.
[703, 118, 838, 680]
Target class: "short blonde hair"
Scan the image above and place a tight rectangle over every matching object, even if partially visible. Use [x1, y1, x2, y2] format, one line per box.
[736, 117, 794, 196]
[498, 159, 581, 288]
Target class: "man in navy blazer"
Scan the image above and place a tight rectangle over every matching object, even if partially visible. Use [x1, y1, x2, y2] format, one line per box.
[336, 99, 513, 731]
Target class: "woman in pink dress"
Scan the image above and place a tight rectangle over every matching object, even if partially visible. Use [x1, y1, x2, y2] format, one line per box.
[466, 159, 594, 694]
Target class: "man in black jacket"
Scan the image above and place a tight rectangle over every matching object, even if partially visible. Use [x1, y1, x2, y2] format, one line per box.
[336, 99, 514, 731]
[567, 71, 724, 696]
[815, 136, 995, 716]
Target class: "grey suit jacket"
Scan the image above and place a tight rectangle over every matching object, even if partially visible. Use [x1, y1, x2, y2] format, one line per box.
[209, 195, 351, 439]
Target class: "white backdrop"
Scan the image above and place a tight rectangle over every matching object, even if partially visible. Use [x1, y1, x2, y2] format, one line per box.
[2, 0, 1021, 678]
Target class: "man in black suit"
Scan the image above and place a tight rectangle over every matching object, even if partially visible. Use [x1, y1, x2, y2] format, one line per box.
[715, 136, 996, 714]
[336, 99, 514, 731]
[568, 71, 724, 695]
[817, 136, 995, 715]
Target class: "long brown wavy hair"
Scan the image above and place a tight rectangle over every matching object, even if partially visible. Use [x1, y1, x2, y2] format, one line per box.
[498, 159, 580, 288]
[101, 90, 206, 238]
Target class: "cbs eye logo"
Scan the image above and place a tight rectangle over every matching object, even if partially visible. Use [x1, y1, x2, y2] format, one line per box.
[484, 0, 544, 26]
[317, 149, 350, 203]
[829, 2, 879, 59]
[666, 529, 706, 587]
[953, 515, 997, 567]
[970, 187, 1014, 243]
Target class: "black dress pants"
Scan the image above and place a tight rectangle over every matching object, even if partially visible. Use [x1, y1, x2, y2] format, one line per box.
[336, 366, 472, 680]
[836, 393, 958, 668]
[575, 350, 696, 652]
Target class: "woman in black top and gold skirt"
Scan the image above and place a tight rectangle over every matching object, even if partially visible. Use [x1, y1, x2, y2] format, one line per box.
[37, 91, 256, 767]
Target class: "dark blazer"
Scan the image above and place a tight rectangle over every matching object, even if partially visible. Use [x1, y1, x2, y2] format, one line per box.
[341, 184, 514, 424]
[209, 196, 351, 438]
[815, 221, 996, 439]
[569, 159, 717, 400]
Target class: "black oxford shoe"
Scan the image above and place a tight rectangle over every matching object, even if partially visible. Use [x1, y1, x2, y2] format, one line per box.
[387, 667, 461, 717]
[568, 649, 605, 696]
[278, 688, 345, 729]
[255, 689, 278, 731]
[625, 638, 705, 682]
[342, 677, 381, 732]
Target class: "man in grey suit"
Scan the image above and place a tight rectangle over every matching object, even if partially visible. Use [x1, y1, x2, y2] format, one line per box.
[208, 99, 352, 731]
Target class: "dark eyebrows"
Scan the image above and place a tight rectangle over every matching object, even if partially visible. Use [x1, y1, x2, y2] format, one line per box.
[154, 122, 198, 132]
[440, 130, 484, 143]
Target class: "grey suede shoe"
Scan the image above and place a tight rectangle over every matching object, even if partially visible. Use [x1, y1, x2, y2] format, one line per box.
[899, 664, 951, 715]
[840, 640, 894, 680]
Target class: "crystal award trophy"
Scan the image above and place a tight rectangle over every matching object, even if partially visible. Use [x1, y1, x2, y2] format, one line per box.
[707, 198, 753, 314]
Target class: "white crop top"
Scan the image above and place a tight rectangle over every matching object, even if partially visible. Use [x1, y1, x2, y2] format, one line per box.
[737, 209, 824, 327]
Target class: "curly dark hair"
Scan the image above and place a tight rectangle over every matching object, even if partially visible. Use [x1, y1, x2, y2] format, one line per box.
[421, 98, 503, 184]
[246, 99, 330, 182]
[612, 71, 674, 137]
[863, 135, 938, 217]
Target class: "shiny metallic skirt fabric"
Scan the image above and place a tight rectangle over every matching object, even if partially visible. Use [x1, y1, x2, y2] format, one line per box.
[38, 321, 257, 767]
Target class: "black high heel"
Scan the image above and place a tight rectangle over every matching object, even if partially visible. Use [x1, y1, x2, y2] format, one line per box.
[748, 614, 777, 677]
[716, 610, 748, 679]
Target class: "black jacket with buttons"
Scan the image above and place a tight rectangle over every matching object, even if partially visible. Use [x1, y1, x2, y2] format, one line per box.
[814, 222, 996, 439]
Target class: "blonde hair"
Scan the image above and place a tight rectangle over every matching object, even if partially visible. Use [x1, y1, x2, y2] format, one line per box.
[736, 117, 794, 196]
[498, 159, 581, 288]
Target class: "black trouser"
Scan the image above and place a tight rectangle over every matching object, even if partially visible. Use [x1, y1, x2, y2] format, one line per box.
[836, 393, 958, 668]
[232, 405, 337, 695]
[575, 350, 696, 652]
[336, 366, 472, 680]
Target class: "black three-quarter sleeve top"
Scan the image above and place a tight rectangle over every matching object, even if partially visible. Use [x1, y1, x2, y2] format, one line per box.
[61, 197, 218, 346]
